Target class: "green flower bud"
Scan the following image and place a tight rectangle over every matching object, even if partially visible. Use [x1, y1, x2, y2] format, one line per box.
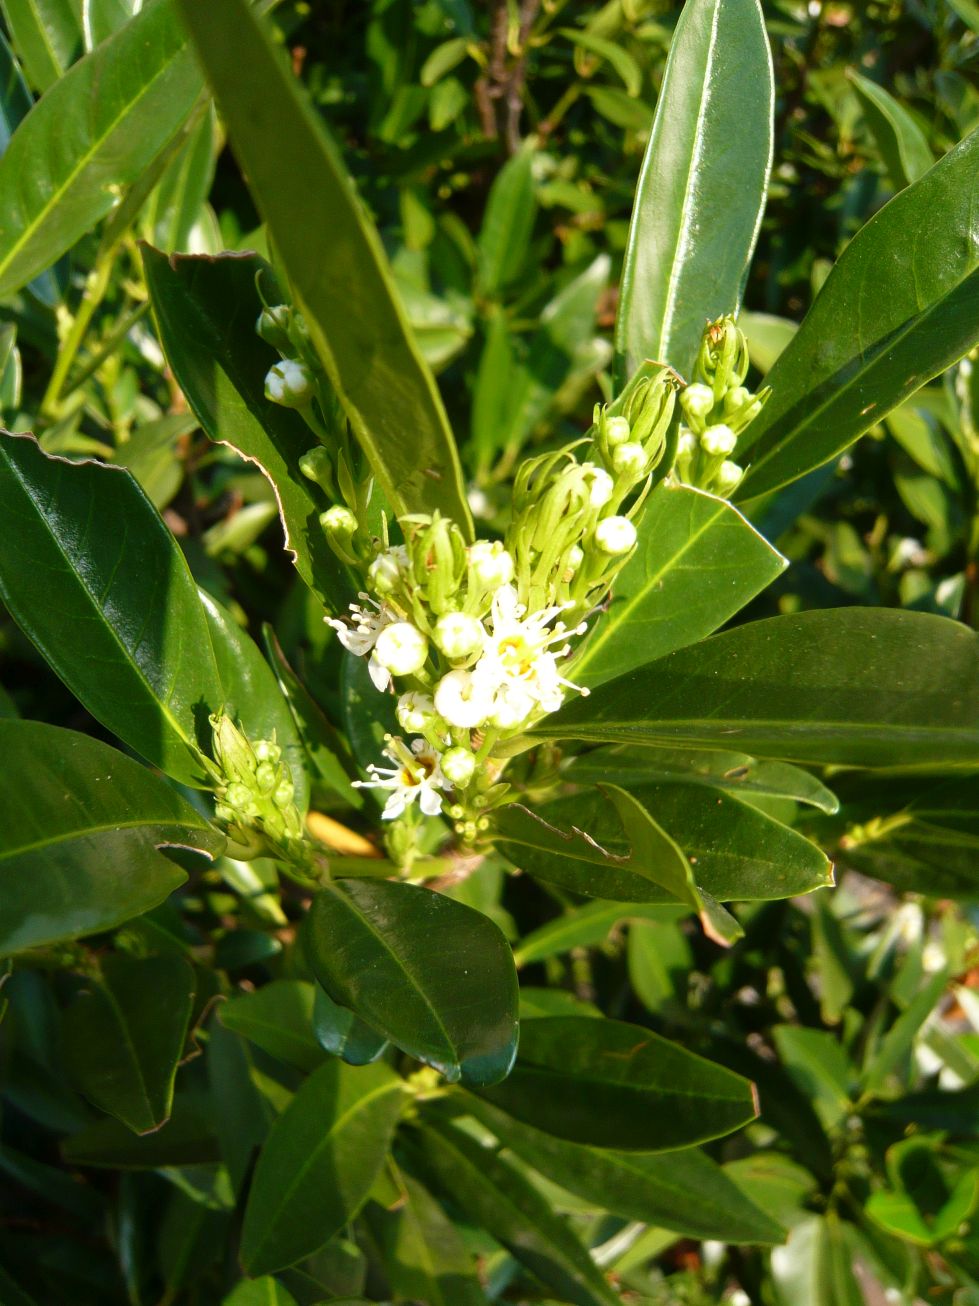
[211, 714, 257, 784]
[320, 505, 358, 538]
[253, 738, 281, 764]
[681, 382, 715, 425]
[700, 424, 737, 457]
[434, 611, 485, 661]
[255, 761, 277, 794]
[612, 441, 648, 478]
[624, 369, 676, 463]
[409, 513, 467, 614]
[695, 315, 749, 398]
[441, 746, 476, 786]
[299, 447, 332, 490]
[265, 359, 314, 408]
[723, 385, 752, 416]
[605, 415, 632, 446]
[368, 547, 407, 595]
[374, 622, 429, 677]
[594, 515, 637, 555]
[274, 778, 295, 808]
[714, 460, 744, 495]
[256, 304, 292, 353]
[397, 691, 437, 733]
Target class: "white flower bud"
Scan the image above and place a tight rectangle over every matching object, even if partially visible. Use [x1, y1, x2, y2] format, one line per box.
[680, 382, 715, 420]
[320, 505, 357, 537]
[265, 358, 314, 407]
[612, 442, 647, 477]
[583, 463, 615, 508]
[441, 746, 476, 786]
[594, 515, 637, 555]
[605, 415, 632, 446]
[566, 544, 584, 572]
[373, 622, 429, 677]
[700, 424, 737, 457]
[396, 691, 437, 733]
[468, 540, 514, 589]
[368, 548, 405, 595]
[434, 669, 493, 729]
[434, 611, 485, 661]
[677, 428, 697, 457]
[491, 685, 536, 729]
[714, 460, 744, 495]
[723, 385, 751, 415]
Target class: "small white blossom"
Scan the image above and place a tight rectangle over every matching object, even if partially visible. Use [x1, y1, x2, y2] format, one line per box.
[434, 668, 495, 728]
[373, 622, 429, 679]
[326, 595, 393, 658]
[434, 611, 485, 661]
[265, 358, 313, 407]
[700, 424, 737, 457]
[396, 691, 437, 733]
[594, 516, 637, 555]
[441, 745, 476, 786]
[472, 585, 587, 721]
[468, 540, 514, 588]
[352, 738, 448, 819]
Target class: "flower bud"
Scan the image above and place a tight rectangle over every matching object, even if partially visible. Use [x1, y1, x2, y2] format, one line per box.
[255, 761, 277, 793]
[320, 505, 358, 538]
[410, 513, 467, 614]
[714, 460, 744, 495]
[605, 415, 632, 446]
[434, 669, 493, 729]
[566, 544, 584, 572]
[211, 714, 257, 784]
[397, 692, 437, 733]
[434, 611, 485, 661]
[441, 746, 476, 786]
[368, 547, 406, 595]
[299, 447, 332, 488]
[723, 386, 752, 416]
[373, 622, 429, 677]
[254, 738, 281, 764]
[700, 424, 737, 457]
[681, 383, 715, 422]
[468, 540, 514, 589]
[612, 442, 648, 478]
[594, 515, 637, 555]
[695, 315, 749, 395]
[265, 359, 314, 408]
[256, 304, 292, 353]
[491, 684, 536, 730]
[583, 464, 614, 508]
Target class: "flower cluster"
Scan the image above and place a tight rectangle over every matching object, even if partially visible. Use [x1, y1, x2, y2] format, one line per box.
[674, 316, 770, 498]
[204, 713, 305, 861]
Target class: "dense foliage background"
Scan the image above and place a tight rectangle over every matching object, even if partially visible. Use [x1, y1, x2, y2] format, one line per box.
[2, 1, 979, 1303]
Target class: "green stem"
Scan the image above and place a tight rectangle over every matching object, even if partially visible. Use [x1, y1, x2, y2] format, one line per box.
[41, 247, 118, 421]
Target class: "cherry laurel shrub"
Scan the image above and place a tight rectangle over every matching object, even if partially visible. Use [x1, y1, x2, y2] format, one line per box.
[1, 0, 979, 1302]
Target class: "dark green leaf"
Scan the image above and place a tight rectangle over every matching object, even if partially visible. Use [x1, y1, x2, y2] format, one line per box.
[406, 1118, 619, 1306]
[312, 983, 389, 1066]
[176, 0, 473, 534]
[738, 129, 979, 500]
[573, 483, 786, 687]
[143, 104, 216, 251]
[513, 901, 684, 969]
[0, 0, 79, 91]
[772, 1027, 854, 1131]
[240, 1059, 403, 1276]
[0, 433, 223, 785]
[142, 247, 354, 612]
[476, 140, 537, 297]
[862, 970, 949, 1096]
[476, 1016, 757, 1150]
[62, 1092, 220, 1168]
[849, 72, 933, 191]
[0, 28, 33, 152]
[218, 981, 325, 1073]
[467, 1096, 784, 1243]
[205, 1015, 274, 1195]
[615, 0, 773, 380]
[542, 609, 979, 768]
[0, 0, 202, 296]
[64, 954, 195, 1133]
[0, 720, 221, 955]
[305, 878, 518, 1087]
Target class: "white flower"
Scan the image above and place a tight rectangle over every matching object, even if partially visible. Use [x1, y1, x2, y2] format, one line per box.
[326, 595, 393, 658]
[472, 585, 587, 722]
[434, 668, 495, 729]
[594, 516, 637, 555]
[605, 415, 632, 446]
[434, 611, 485, 661]
[373, 622, 429, 678]
[368, 545, 408, 594]
[700, 423, 737, 457]
[441, 746, 476, 786]
[265, 358, 313, 407]
[396, 691, 437, 733]
[582, 463, 614, 507]
[352, 738, 448, 820]
[468, 540, 514, 588]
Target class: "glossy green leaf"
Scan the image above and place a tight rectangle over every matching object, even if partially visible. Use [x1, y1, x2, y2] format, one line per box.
[305, 878, 518, 1087]
[0, 433, 222, 785]
[476, 1016, 757, 1150]
[772, 1027, 854, 1131]
[0, 0, 202, 297]
[476, 140, 537, 297]
[312, 983, 389, 1066]
[406, 1118, 619, 1306]
[83, 0, 142, 50]
[223, 1278, 299, 1306]
[573, 483, 785, 687]
[615, 0, 773, 381]
[467, 1096, 784, 1243]
[513, 901, 684, 968]
[142, 247, 354, 613]
[771, 1216, 864, 1306]
[0, 720, 221, 956]
[737, 129, 979, 500]
[849, 72, 933, 191]
[0, 27, 33, 152]
[62, 1091, 220, 1168]
[176, 0, 473, 535]
[568, 744, 839, 813]
[218, 981, 324, 1073]
[199, 590, 308, 812]
[143, 102, 215, 251]
[205, 1015, 274, 1195]
[542, 609, 979, 768]
[240, 1059, 403, 1276]
[365, 1167, 487, 1306]
[0, 0, 80, 90]
[628, 914, 694, 1012]
[64, 954, 195, 1133]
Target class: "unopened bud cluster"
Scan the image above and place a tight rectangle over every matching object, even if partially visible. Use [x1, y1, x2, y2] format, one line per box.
[204, 714, 305, 862]
[674, 316, 769, 497]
